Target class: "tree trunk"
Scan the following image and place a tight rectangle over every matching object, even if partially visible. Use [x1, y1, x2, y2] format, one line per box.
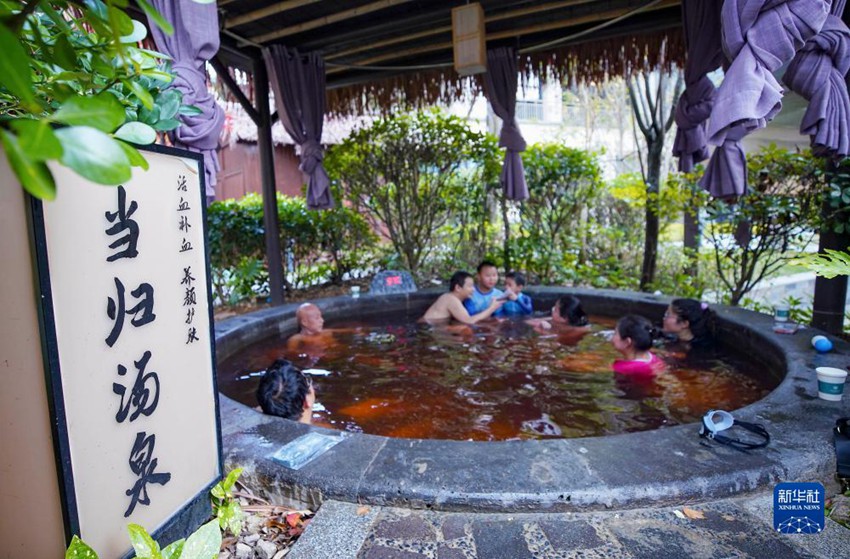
[812, 189, 850, 333]
[640, 143, 663, 290]
[501, 195, 511, 274]
[683, 209, 700, 276]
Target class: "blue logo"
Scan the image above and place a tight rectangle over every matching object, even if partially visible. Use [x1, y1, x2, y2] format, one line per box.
[773, 482, 825, 534]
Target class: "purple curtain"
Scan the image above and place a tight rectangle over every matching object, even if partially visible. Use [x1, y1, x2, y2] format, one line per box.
[673, 0, 724, 172]
[148, 1, 225, 198]
[701, 0, 830, 198]
[263, 46, 333, 209]
[483, 47, 528, 201]
[783, 0, 850, 157]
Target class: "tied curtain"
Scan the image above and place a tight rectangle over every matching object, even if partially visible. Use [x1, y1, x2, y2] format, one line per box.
[783, 0, 850, 157]
[701, 0, 830, 198]
[483, 47, 528, 201]
[148, 0, 225, 198]
[263, 46, 333, 210]
[673, 0, 724, 173]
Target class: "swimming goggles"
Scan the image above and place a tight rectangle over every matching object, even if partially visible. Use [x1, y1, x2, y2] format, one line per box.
[699, 410, 770, 450]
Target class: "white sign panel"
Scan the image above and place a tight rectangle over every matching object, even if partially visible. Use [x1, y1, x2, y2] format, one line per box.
[31, 146, 221, 558]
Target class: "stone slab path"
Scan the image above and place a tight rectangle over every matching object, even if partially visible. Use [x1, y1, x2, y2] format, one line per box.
[287, 493, 850, 559]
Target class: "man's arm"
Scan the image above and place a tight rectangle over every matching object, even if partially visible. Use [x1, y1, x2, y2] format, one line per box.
[449, 297, 503, 324]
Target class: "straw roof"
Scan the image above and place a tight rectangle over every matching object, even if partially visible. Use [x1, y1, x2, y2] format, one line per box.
[216, 0, 684, 116]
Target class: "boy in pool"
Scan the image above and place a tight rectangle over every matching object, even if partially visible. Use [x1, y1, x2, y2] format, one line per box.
[611, 314, 665, 377]
[422, 271, 503, 324]
[463, 261, 504, 315]
[495, 271, 533, 317]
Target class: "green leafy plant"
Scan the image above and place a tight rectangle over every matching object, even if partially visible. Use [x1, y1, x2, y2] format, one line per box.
[64, 519, 221, 559]
[797, 248, 850, 279]
[0, 1, 200, 199]
[211, 467, 244, 536]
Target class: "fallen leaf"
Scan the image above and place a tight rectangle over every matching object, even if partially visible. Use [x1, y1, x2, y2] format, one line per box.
[682, 507, 705, 520]
[673, 510, 686, 519]
[356, 505, 370, 516]
[722, 514, 735, 521]
[285, 513, 302, 528]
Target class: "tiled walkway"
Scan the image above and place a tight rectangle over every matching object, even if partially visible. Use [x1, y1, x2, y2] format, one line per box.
[288, 494, 850, 559]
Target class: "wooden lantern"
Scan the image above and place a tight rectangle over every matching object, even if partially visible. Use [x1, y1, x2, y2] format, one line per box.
[452, 3, 486, 76]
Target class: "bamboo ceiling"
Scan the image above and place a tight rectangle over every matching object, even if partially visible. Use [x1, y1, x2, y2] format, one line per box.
[216, 0, 685, 116]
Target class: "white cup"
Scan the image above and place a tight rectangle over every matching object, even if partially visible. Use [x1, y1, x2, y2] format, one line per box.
[816, 367, 848, 401]
[774, 305, 790, 323]
[351, 286, 361, 298]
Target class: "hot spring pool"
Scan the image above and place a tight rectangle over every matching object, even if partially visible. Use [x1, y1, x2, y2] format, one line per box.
[218, 313, 774, 440]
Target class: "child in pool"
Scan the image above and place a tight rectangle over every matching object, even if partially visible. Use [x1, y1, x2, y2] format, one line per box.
[463, 261, 504, 315]
[611, 314, 665, 377]
[662, 298, 716, 350]
[495, 271, 533, 317]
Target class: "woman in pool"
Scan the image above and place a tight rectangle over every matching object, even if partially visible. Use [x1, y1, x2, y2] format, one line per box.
[662, 298, 716, 349]
[612, 314, 665, 377]
[256, 359, 316, 424]
[527, 295, 591, 344]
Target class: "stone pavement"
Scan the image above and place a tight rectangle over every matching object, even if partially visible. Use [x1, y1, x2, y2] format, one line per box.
[288, 493, 850, 559]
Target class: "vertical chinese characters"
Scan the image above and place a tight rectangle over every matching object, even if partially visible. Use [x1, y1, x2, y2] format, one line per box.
[104, 185, 170, 517]
[176, 175, 200, 345]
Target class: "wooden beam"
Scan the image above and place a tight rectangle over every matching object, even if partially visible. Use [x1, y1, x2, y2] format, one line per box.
[251, 0, 412, 44]
[326, 0, 679, 75]
[225, 0, 322, 29]
[210, 56, 259, 125]
[325, 0, 595, 61]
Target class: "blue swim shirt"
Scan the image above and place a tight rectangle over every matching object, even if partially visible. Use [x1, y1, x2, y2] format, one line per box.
[495, 293, 533, 317]
[463, 285, 504, 315]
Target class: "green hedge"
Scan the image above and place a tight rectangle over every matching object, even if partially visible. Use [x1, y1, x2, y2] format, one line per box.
[207, 193, 377, 304]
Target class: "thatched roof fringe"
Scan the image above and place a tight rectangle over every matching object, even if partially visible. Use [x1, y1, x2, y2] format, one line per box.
[326, 28, 684, 116]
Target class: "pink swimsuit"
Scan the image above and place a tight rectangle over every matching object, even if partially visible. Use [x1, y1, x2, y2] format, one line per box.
[613, 352, 663, 377]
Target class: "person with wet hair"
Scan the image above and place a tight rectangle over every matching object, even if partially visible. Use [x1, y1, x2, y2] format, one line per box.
[256, 359, 315, 424]
[662, 298, 716, 349]
[526, 295, 590, 345]
[611, 314, 665, 376]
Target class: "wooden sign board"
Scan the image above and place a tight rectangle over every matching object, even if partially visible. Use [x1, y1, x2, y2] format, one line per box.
[30, 145, 222, 558]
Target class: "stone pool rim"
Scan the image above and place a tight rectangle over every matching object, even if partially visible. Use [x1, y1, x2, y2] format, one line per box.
[218, 287, 845, 512]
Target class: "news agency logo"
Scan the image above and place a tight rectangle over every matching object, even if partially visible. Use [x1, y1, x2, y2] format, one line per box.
[773, 482, 825, 534]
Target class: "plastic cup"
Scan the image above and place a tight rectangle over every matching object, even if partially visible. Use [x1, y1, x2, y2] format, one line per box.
[816, 367, 848, 401]
[351, 286, 361, 298]
[774, 305, 790, 323]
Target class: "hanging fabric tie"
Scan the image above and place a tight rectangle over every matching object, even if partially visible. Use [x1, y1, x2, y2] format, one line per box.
[483, 47, 529, 201]
[148, 0, 226, 199]
[701, 0, 830, 199]
[263, 46, 333, 210]
[783, 0, 850, 158]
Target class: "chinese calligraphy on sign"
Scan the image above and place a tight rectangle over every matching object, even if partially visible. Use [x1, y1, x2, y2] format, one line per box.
[32, 147, 221, 558]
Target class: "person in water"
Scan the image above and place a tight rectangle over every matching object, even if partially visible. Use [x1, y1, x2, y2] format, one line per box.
[611, 314, 665, 376]
[662, 298, 716, 349]
[286, 303, 343, 353]
[422, 271, 504, 324]
[256, 359, 315, 424]
[495, 271, 533, 317]
[527, 295, 588, 329]
[463, 261, 504, 315]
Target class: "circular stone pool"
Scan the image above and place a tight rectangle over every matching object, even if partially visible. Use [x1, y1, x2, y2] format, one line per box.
[217, 287, 846, 512]
[219, 312, 774, 441]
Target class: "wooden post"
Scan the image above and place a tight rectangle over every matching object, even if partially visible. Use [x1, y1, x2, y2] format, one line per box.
[254, 56, 285, 305]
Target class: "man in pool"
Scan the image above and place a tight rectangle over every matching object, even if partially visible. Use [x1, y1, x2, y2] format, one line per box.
[287, 303, 340, 353]
[422, 271, 503, 324]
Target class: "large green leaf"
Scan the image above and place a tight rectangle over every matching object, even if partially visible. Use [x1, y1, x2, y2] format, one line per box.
[127, 524, 161, 559]
[0, 129, 56, 200]
[114, 122, 157, 145]
[161, 539, 185, 559]
[137, 0, 174, 35]
[65, 535, 99, 559]
[52, 94, 126, 133]
[180, 519, 221, 559]
[52, 34, 78, 70]
[117, 140, 150, 170]
[11, 120, 63, 161]
[121, 19, 148, 43]
[154, 118, 181, 132]
[124, 78, 155, 110]
[56, 126, 132, 185]
[0, 24, 39, 111]
[156, 89, 181, 120]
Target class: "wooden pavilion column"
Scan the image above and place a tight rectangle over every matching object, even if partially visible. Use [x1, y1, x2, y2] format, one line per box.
[210, 53, 284, 305]
[253, 56, 285, 305]
[812, 187, 850, 334]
